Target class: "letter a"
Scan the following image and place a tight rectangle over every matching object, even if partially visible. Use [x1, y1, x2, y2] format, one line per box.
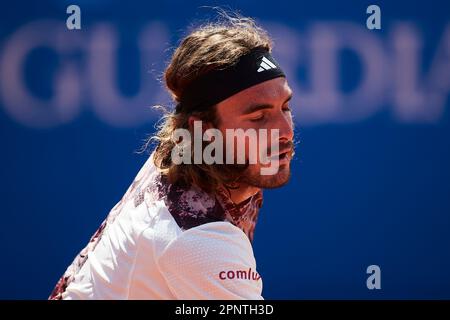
[66, 5, 81, 30]
[366, 265, 381, 289]
[366, 5, 381, 30]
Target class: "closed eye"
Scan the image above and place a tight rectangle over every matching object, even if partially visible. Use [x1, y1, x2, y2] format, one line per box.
[249, 113, 265, 122]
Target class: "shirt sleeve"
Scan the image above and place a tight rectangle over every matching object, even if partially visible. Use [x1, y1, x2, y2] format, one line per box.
[156, 221, 264, 300]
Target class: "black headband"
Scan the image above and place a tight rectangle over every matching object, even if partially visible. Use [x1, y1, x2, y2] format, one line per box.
[176, 47, 285, 114]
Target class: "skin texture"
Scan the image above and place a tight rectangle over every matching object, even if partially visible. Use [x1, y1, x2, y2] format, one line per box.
[190, 77, 294, 204]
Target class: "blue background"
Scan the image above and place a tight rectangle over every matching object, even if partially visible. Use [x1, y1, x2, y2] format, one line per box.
[1, 0, 449, 299]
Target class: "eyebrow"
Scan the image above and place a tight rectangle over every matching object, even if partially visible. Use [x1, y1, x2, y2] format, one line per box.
[241, 93, 293, 115]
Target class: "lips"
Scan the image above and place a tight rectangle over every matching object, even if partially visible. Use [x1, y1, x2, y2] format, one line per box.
[279, 152, 289, 160]
[269, 149, 293, 161]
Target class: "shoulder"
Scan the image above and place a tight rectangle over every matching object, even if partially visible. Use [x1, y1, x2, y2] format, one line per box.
[131, 205, 263, 299]
[156, 222, 262, 299]
[160, 221, 253, 260]
[138, 216, 254, 263]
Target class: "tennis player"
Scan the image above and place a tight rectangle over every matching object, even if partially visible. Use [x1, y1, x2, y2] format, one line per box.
[50, 13, 294, 300]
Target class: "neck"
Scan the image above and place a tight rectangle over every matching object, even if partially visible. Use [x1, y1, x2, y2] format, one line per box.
[226, 183, 260, 205]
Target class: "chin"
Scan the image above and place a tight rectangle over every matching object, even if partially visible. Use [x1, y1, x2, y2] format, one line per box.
[246, 163, 291, 189]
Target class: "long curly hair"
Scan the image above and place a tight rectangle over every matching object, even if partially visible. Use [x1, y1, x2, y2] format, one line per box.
[147, 11, 274, 193]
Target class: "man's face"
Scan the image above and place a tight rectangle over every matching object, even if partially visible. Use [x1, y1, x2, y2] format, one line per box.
[215, 77, 294, 189]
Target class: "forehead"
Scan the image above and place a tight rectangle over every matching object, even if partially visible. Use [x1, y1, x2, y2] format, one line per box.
[216, 77, 292, 114]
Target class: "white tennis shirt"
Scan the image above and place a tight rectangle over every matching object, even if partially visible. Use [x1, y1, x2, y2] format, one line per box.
[50, 154, 264, 300]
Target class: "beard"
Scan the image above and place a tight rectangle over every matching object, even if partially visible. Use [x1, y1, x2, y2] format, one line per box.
[239, 162, 291, 189]
[214, 139, 294, 189]
[235, 140, 294, 189]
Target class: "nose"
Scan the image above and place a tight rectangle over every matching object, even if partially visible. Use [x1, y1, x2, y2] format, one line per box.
[277, 110, 294, 143]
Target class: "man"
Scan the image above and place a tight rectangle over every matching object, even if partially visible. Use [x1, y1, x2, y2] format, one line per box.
[49, 13, 294, 300]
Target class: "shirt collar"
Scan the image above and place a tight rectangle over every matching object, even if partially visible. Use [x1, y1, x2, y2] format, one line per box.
[160, 175, 263, 243]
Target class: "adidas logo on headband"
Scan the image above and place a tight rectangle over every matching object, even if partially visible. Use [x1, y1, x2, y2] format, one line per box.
[257, 56, 277, 72]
